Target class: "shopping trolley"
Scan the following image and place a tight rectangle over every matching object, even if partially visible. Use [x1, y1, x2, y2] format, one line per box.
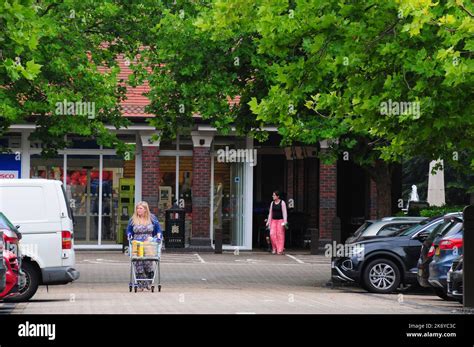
[128, 236, 162, 293]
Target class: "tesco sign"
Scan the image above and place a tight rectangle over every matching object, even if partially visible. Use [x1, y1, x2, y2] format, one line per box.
[0, 171, 19, 179]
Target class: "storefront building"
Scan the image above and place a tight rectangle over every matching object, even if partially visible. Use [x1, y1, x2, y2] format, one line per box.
[0, 60, 397, 251]
[0, 127, 260, 250]
[1, 125, 397, 251]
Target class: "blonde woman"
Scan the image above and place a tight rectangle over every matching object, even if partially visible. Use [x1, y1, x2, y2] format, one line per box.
[126, 202, 162, 290]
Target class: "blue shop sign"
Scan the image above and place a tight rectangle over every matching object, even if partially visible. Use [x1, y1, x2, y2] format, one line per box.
[0, 153, 22, 178]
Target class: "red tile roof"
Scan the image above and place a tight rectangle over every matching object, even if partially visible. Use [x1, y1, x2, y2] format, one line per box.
[102, 55, 239, 119]
[116, 55, 153, 117]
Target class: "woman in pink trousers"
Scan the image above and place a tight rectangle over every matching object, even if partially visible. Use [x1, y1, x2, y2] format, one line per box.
[266, 191, 288, 255]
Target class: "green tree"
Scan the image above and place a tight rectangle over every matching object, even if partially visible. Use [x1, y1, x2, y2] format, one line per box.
[197, 0, 474, 217]
[0, 0, 134, 156]
[119, 0, 270, 141]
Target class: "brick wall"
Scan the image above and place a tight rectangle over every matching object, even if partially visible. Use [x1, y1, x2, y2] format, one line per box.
[142, 146, 160, 215]
[319, 159, 337, 241]
[192, 146, 211, 239]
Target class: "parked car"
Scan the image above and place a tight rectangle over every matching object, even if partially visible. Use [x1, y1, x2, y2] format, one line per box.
[0, 179, 80, 302]
[428, 221, 463, 300]
[0, 212, 24, 299]
[345, 217, 427, 244]
[0, 249, 21, 300]
[381, 217, 427, 222]
[332, 215, 446, 293]
[447, 255, 463, 303]
[416, 213, 463, 299]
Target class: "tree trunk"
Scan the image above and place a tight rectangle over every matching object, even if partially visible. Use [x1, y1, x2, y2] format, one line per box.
[371, 160, 393, 219]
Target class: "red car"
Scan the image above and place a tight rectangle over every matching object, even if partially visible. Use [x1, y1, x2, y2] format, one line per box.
[0, 213, 24, 300]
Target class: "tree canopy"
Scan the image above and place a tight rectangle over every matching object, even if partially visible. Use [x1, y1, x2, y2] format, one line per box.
[0, 0, 134, 155]
[1, 0, 472, 215]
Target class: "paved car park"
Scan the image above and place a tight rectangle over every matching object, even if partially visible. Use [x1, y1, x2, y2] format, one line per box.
[0, 251, 467, 314]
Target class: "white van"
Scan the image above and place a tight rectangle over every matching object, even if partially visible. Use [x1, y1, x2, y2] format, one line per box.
[0, 179, 80, 301]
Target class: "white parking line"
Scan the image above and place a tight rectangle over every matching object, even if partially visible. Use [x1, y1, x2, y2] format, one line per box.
[285, 254, 305, 264]
[195, 254, 206, 263]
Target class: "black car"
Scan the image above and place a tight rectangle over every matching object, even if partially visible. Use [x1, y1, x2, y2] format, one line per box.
[331, 216, 446, 294]
[416, 213, 463, 299]
[447, 255, 463, 303]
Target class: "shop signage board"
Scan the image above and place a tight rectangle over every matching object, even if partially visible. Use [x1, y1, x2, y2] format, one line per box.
[0, 154, 21, 178]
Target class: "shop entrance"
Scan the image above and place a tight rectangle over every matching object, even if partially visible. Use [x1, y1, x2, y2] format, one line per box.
[213, 159, 247, 247]
[230, 162, 245, 246]
[66, 155, 101, 244]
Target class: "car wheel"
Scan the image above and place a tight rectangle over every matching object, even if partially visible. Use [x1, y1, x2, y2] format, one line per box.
[363, 259, 401, 294]
[5, 261, 40, 302]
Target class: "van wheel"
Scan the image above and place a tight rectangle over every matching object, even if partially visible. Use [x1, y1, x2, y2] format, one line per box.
[362, 259, 401, 294]
[5, 262, 40, 302]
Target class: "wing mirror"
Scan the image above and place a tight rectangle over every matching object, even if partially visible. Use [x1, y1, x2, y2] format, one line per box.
[415, 233, 429, 242]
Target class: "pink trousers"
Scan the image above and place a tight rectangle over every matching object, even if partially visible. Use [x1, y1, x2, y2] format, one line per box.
[270, 219, 285, 254]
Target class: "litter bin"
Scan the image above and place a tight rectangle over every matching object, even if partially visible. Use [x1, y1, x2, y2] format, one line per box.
[164, 207, 186, 248]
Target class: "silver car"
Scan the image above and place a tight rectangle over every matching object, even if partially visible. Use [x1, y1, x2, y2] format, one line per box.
[345, 217, 427, 244]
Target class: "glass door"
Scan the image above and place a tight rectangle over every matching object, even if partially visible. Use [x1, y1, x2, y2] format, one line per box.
[213, 150, 246, 248]
[230, 162, 245, 246]
[66, 155, 100, 244]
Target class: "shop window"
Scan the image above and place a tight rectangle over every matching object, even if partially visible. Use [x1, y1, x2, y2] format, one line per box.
[102, 155, 134, 244]
[30, 149, 135, 246]
[30, 154, 64, 180]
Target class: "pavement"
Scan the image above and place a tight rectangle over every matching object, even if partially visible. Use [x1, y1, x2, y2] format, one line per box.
[1, 250, 467, 314]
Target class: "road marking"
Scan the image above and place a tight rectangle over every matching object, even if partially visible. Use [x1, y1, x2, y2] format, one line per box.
[234, 259, 258, 263]
[0, 303, 17, 315]
[288, 255, 330, 264]
[286, 254, 305, 264]
[195, 254, 206, 264]
[82, 259, 128, 265]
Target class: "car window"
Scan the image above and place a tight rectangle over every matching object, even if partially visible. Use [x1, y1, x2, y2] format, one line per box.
[397, 224, 423, 236]
[397, 216, 444, 237]
[378, 223, 413, 236]
[417, 220, 444, 237]
[352, 221, 373, 239]
[427, 220, 457, 243]
[443, 222, 463, 238]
